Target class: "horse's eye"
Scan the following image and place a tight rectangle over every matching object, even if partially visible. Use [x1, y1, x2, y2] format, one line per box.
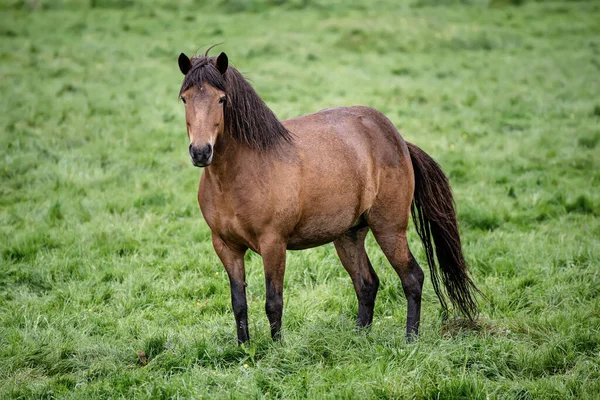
[219, 95, 226, 104]
[181, 97, 187, 105]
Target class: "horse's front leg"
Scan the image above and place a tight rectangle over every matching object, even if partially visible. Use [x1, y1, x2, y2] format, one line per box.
[260, 238, 287, 340]
[212, 234, 249, 344]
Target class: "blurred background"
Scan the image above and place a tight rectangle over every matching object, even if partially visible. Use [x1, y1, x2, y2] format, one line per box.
[1, 0, 599, 398]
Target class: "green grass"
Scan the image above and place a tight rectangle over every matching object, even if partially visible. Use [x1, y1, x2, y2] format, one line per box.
[1, 0, 599, 398]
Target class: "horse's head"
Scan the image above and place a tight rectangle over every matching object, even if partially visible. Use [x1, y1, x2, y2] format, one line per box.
[178, 52, 229, 167]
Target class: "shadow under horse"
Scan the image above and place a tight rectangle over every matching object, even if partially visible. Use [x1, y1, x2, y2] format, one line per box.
[177, 50, 480, 344]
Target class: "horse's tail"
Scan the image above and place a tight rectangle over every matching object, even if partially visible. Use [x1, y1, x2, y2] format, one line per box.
[406, 142, 480, 320]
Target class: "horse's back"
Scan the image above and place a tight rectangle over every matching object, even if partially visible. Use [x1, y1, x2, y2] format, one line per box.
[280, 106, 414, 249]
[284, 106, 410, 167]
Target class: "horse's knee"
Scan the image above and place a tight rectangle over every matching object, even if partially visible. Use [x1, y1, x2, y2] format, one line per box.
[230, 281, 248, 318]
[359, 272, 379, 306]
[265, 294, 283, 316]
[232, 297, 248, 320]
[265, 297, 283, 314]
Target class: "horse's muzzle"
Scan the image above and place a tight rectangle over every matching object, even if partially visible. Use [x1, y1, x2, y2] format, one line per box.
[189, 143, 213, 167]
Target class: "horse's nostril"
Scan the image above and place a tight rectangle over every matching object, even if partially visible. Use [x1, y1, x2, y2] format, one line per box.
[189, 143, 213, 167]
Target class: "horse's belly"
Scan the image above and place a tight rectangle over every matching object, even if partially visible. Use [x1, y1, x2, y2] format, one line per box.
[286, 229, 346, 250]
[286, 208, 365, 250]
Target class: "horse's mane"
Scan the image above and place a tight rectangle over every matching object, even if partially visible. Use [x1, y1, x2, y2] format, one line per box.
[179, 55, 292, 151]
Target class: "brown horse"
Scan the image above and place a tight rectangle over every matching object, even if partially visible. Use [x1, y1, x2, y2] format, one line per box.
[177, 50, 480, 344]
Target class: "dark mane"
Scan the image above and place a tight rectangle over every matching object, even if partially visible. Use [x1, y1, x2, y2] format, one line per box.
[179, 56, 292, 151]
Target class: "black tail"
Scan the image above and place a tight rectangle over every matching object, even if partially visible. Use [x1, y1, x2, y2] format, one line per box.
[407, 142, 480, 320]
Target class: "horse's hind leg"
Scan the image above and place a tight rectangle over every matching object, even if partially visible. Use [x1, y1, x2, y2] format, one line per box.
[369, 222, 424, 340]
[334, 226, 380, 328]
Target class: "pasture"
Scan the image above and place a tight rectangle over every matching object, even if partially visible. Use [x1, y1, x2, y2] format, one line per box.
[1, 0, 599, 398]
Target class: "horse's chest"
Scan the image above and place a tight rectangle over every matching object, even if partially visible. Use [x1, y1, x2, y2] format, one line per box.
[198, 187, 263, 250]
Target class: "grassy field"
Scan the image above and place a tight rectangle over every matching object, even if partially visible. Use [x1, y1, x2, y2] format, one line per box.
[1, 0, 599, 398]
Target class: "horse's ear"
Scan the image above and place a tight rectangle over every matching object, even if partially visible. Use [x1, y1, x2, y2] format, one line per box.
[215, 52, 228, 75]
[178, 53, 192, 75]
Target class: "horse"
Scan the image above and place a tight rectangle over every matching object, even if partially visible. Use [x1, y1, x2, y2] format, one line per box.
[177, 50, 480, 344]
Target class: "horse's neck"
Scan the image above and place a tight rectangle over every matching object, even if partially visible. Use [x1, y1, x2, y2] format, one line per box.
[204, 135, 291, 189]
[204, 137, 254, 185]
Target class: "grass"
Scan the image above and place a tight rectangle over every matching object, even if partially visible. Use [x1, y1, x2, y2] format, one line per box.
[1, 0, 599, 398]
